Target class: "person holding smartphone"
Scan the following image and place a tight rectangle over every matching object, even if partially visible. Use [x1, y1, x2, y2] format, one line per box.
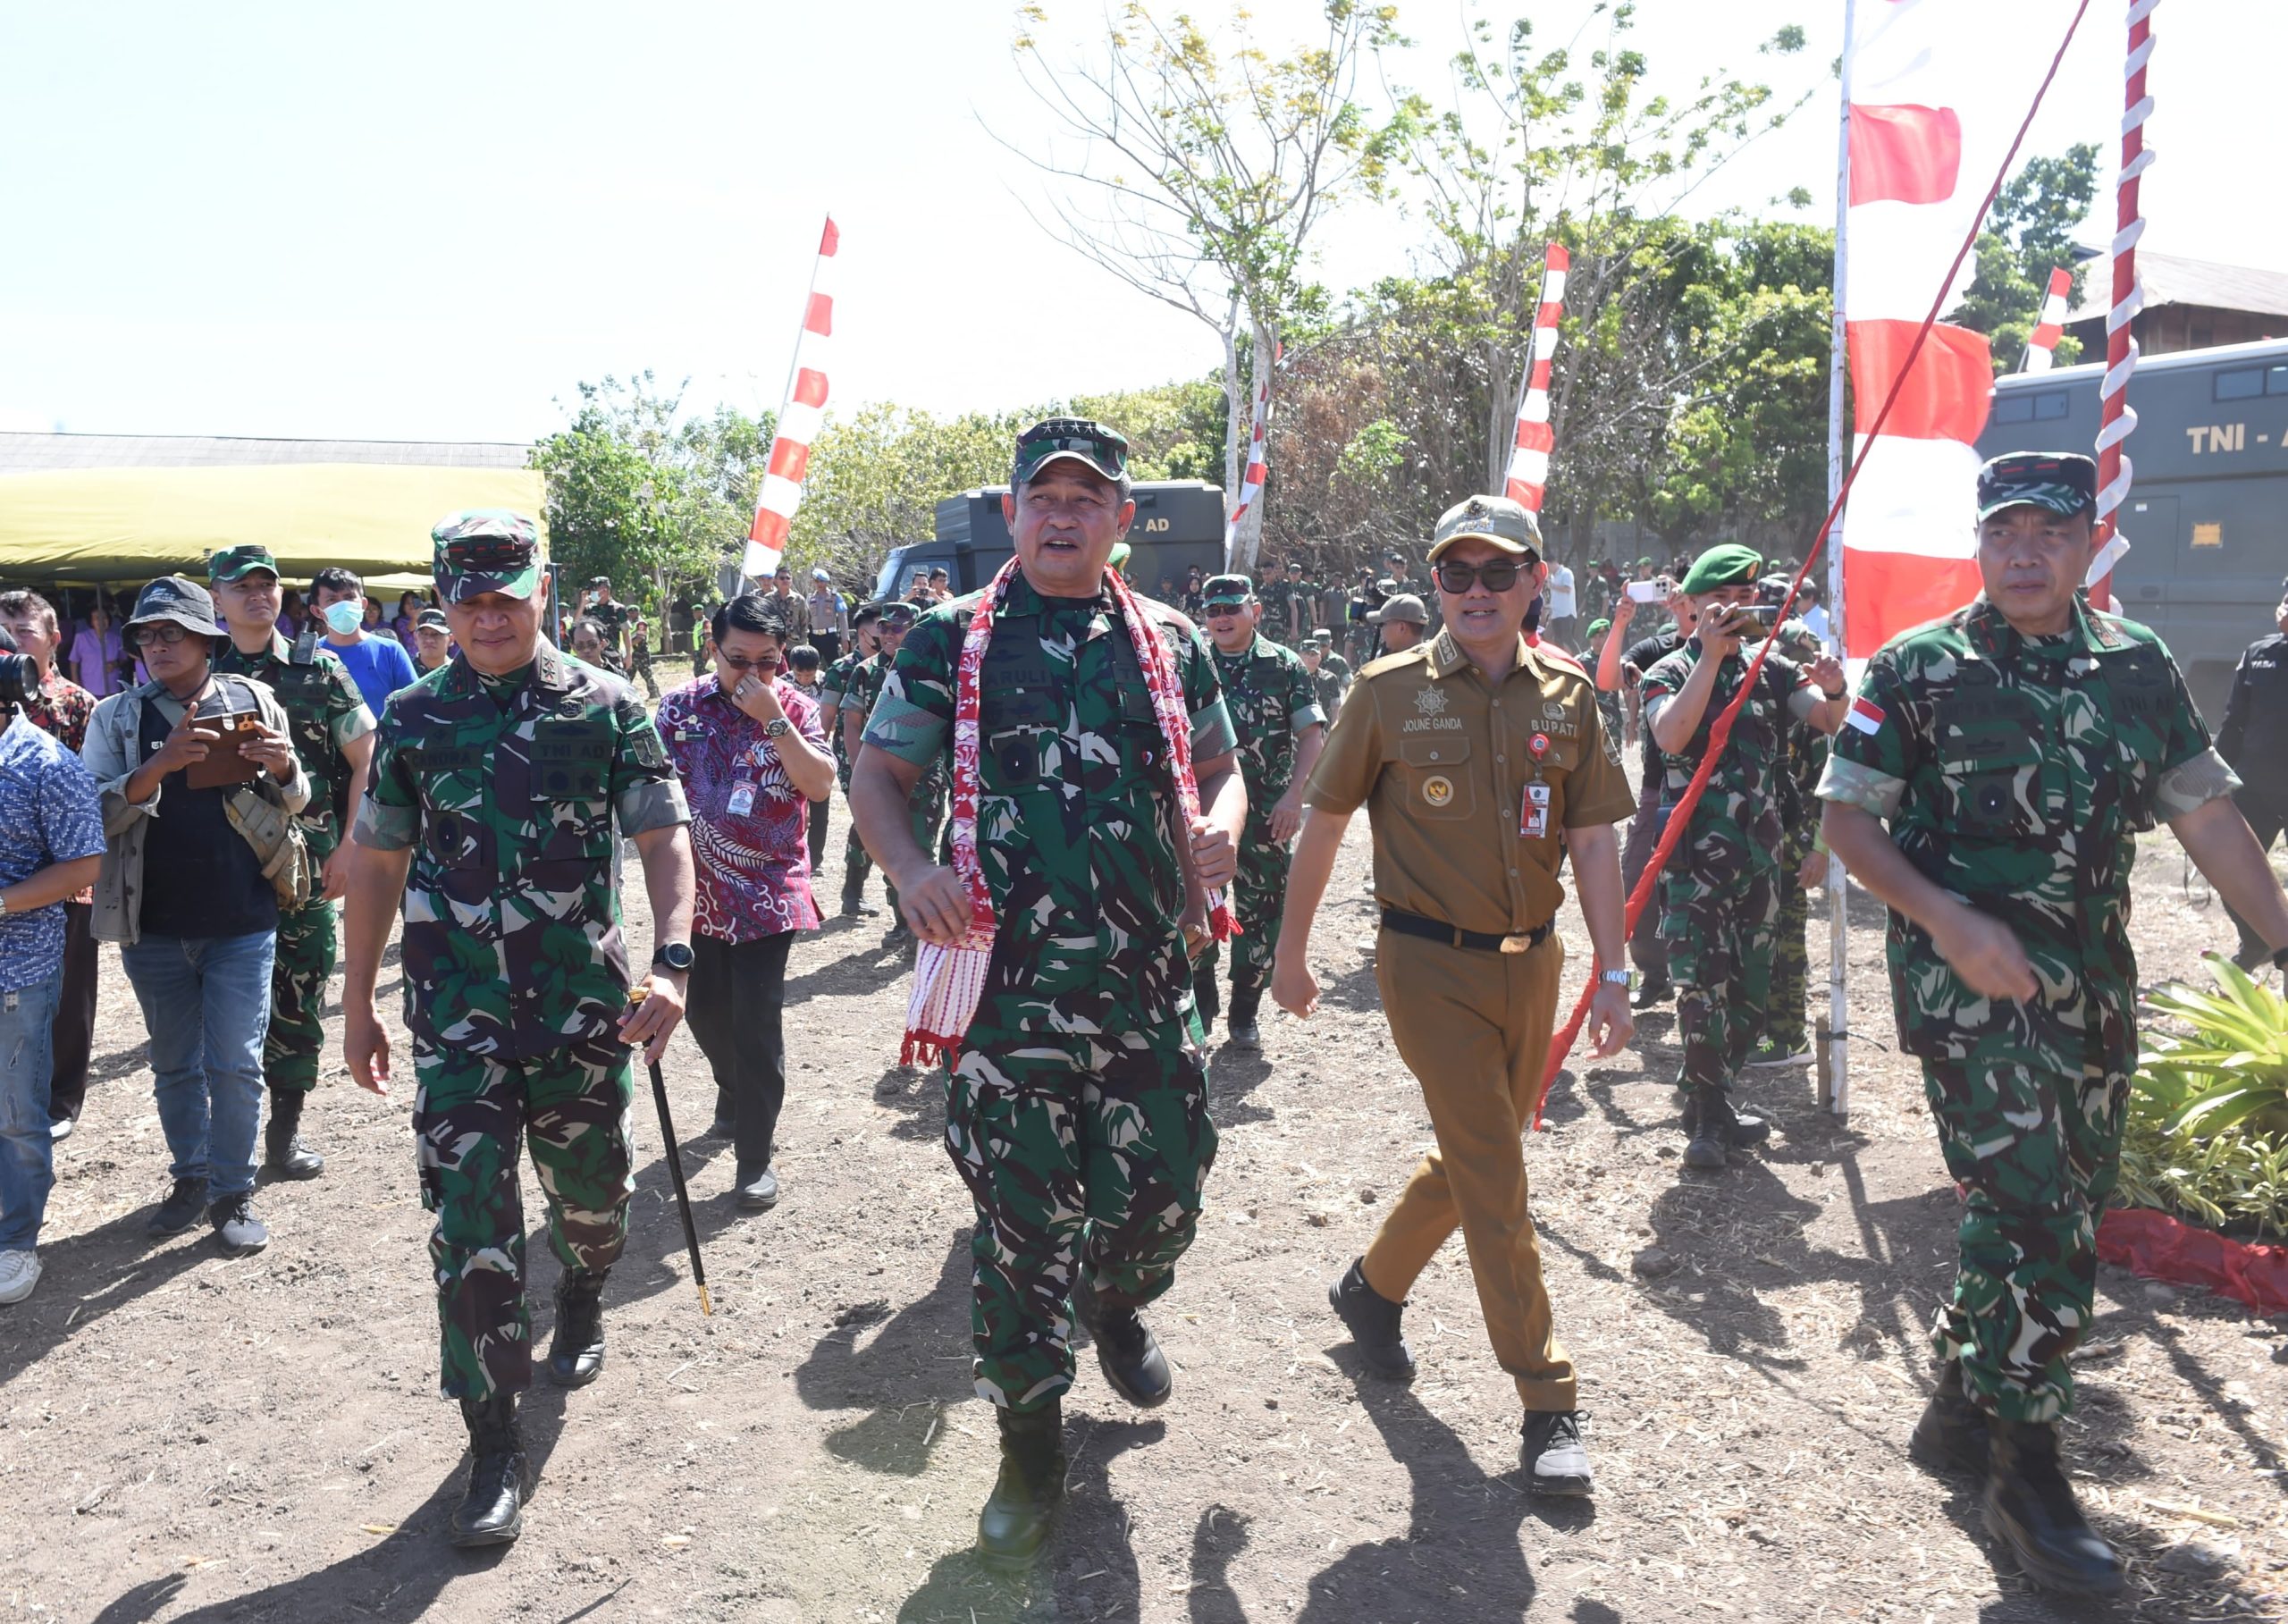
[1639, 545, 1846, 1171]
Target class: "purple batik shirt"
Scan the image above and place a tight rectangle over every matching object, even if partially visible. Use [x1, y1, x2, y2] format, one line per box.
[656, 674, 824, 942]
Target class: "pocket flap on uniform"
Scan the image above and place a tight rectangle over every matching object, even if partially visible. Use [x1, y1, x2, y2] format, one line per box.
[1397, 732, 1471, 769]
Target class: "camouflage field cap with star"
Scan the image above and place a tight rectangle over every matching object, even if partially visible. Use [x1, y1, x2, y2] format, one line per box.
[432, 509, 541, 604]
[206, 543, 281, 583]
[1976, 451, 2098, 523]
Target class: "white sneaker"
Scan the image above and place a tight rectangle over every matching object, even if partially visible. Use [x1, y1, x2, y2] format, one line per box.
[0, 1250, 40, 1305]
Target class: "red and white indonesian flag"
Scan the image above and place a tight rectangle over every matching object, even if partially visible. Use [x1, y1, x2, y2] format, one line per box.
[744, 215, 839, 581]
[2023, 265, 2073, 374]
[1839, 0, 2076, 661]
[1504, 244, 1569, 512]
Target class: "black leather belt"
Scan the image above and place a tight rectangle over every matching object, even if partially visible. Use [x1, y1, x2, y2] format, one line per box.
[1380, 907, 1550, 955]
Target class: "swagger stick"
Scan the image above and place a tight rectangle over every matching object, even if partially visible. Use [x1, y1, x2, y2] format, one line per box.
[628, 986, 711, 1316]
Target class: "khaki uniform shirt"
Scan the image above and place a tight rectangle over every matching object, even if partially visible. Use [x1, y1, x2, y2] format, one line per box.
[1304, 628, 1635, 937]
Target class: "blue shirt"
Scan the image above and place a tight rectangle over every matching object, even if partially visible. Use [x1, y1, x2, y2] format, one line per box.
[0, 713, 105, 991]
[328, 634, 420, 719]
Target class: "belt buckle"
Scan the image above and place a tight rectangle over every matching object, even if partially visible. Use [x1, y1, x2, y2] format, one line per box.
[1499, 932, 1532, 955]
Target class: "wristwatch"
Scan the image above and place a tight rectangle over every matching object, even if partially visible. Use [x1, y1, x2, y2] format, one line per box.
[762, 718, 792, 739]
[1821, 686, 1847, 700]
[652, 942, 694, 974]
[1598, 967, 1633, 988]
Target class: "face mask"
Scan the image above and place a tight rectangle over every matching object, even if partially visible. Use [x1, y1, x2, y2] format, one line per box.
[324, 602, 363, 635]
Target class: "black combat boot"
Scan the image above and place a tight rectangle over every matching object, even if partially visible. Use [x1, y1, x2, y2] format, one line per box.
[841, 874, 879, 917]
[1327, 1258, 1417, 1380]
[1680, 1090, 1771, 1149]
[449, 1394, 528, 1548]
[1983, 1416, 2124, 1595]
[1226, 980, 1265, 1051]
[1631, 971, 1672, 1010]
[1909, 1358, 1989, 1477]
[1076, 1285, 1172, 1409]
[976, 1401, 1065, 1569]
[545, 1269, 608, 1388]
[1191, 960, 1221, 1038]
[1684, 1088, 1733, 1170]
[263, 1088, 324, 1180]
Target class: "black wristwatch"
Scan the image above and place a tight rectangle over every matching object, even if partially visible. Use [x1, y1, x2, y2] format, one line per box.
[652, 942, 694, 974]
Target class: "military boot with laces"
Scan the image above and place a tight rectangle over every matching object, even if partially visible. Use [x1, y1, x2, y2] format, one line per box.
[546, 1269, 608, 1388]
[262, 1088, 324, 1179]
[449, 1394, 528, 1548]
[1684, 1088, 1734, 1169]
[1076, 1286, 1172, 1409]
[1909, 1358, 1989, 1477]
[1983, 1416, 2124, 1595]
[976, 1401, 1064, 1569]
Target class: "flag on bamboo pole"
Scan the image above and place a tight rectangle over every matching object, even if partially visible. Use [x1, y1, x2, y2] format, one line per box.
[2022, 265, 2073, 373]
[744, 215, 839, 582]
[1224, 339, 1279, 564]
[1503, 245, 1569, 511]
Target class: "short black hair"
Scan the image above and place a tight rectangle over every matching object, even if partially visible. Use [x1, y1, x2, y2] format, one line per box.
[930, 566, 949, 578]
[570, 618, 605, 643]
[712, 593, 788, 647]
[311, 567, 363, 599]
[789, 644, 821, 671]
[851, 602, 882, 629]
[0, 590, 57, 635]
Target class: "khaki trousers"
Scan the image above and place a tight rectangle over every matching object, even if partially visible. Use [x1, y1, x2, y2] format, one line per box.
[1361, 927, 1577, 1410]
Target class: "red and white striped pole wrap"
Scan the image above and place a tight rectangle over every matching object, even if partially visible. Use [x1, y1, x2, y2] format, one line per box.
[2090, 0, 2156, 610]
[2022, 265, 2073, 373]
[1223, 338, 1280, 564]
[744, 215, 839, 582]
[1503, 244, 1570, 510]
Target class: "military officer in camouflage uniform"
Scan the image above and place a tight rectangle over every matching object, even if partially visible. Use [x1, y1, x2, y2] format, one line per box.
[341, 512, 695, 1550]
[1821, 453, 2288, 1595]
[208, 544, 375, 1179]
[1193, 574, 1324, 1048]
[852, 419, 1243, 1568]
[843, 601, 945, 948]
[1641, 544, 1846, 1170]
[1747, 611, 1830, 1068]
[820, 602, 883, 915]
[1302, 629, 1349, 721]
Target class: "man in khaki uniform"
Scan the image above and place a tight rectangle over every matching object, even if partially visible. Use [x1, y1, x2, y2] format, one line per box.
[1272, 493, 1636, 1495]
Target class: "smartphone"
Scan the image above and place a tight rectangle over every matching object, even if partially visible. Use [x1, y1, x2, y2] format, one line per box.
[1625, 577, 1672, 602]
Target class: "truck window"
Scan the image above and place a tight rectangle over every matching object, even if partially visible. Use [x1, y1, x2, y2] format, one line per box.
[2216, 367, 2265, 401]
[1992, 391, 2069, 425]
[2269, 365, 2288, 396]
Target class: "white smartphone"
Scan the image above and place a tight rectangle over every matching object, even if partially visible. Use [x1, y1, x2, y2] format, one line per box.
[1626, 576, 1673, 602]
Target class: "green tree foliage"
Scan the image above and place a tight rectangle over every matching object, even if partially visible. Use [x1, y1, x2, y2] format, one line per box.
[1951, 143, 2099, 374]
[529, 374, 770, 609]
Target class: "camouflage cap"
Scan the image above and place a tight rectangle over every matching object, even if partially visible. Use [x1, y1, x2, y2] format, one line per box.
[1367, 593, 1430, 627]
[1428, 494, 1542, 563]
[1978, 450, 2097, 522]
[1012, 417, 1130, 487]
[876, 600, 919, 629]
[207, 543, 280, 583]
[432, 510, 541, 604]
[1201, 573, 1254, 608]
[1679, 543, 1762, 595]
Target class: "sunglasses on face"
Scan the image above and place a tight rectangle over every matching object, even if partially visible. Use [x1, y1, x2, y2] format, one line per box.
[1013, 424, 1131, 484]
[1434, 560, 1527, 594]
[718, 652, 782, 673]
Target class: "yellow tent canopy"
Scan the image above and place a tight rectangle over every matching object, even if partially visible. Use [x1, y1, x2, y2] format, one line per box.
[0, 461, 548, 585]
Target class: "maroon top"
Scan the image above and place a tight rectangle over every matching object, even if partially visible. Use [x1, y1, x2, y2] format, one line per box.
[656, 674, 824, 942]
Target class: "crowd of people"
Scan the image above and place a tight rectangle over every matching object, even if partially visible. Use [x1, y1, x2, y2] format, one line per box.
[2, 425, 2284, 1600]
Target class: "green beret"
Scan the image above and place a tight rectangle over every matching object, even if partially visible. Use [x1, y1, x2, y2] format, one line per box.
[1586, 618, 1611, 637]
[1679, 543, 1763, 596]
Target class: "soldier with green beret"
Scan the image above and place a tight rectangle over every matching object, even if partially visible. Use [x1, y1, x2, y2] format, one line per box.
[1194, 573, 1325, 1048]
[341, 509, 696, 1549]
[1641, 543, 1847, 1168]
[207, 543, 377, 1180]
[852, 417, 1244, 1567]
[1820, 451, 2288, 1595]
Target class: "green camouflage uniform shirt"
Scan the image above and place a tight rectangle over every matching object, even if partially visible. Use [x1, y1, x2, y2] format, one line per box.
[354, 642, 689, 1060]
[862, 577, 1236, 1031]
[1210, 634, 1325, 814]
[1818, 597, 2232, 1070]
[214, 626, 374, 860]
[1640, 641, 1818, 884]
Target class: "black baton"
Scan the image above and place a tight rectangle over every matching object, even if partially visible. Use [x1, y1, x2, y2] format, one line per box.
[629, 989, 711, 1316]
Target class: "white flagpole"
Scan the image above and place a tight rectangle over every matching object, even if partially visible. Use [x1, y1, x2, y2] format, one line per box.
[1823, 0, 1855, 1117]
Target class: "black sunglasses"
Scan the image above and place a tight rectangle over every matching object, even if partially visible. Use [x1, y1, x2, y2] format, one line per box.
[1434, 560, 1527, 594]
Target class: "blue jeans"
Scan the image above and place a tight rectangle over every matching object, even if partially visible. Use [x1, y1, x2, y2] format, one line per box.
[0, 972, 62, 1251]
[122, 932, 276, 1200]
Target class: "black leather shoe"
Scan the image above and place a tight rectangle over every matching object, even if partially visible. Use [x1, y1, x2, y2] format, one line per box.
[450, 1395, 528, 1548]
[148, 1176, 209, 1237]
[1226, 982, 1264, 1051]
[1327, 1258, 1417, 1380]
[976, 1402, 1064, 1569]
[1983, 1417, 2124, 1595]
[1909, 1359, 1989, 1477]
[1076, 1288, 1172, 1409]
[263, 1089, 324, 1180]
[1631, 973, 1672, 1010]
[546, 1270, 607, 1388]
[1521, 1409, 1594, 1496]
[736, 1164, 780, 1211]
[1683, 1090, 1732, 1170]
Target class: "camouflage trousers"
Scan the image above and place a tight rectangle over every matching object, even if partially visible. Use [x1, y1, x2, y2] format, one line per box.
[413, 1031, 635, 1401]
[1763, 826, 1813, 1051]
[946, 1020, 1217, 1413]
[1924, 1053, 2126, 1423]
[263, 895, 338, 1094]
[837, 752, 875, 900]
[1661, 865, 1778, 1091]
[882, 766, 947, 921]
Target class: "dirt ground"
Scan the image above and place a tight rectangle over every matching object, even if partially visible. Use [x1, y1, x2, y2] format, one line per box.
[3, 787, 2284, 1623]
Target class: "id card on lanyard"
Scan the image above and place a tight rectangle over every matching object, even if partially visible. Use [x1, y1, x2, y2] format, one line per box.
[1521, 781, 1551, 839]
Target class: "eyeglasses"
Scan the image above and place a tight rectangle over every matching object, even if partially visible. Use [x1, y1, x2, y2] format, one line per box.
[1013, 421, 1130, 484]
[718, 652, 782, 673]
[132, 621, 196, 646]
[1434, 560, 1527, 594]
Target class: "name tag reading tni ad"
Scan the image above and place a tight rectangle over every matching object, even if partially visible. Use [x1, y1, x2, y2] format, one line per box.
[1522, 781, 1551, 839]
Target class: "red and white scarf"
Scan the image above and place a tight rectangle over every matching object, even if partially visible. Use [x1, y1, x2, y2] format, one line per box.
[901, 557, 1234, 1065]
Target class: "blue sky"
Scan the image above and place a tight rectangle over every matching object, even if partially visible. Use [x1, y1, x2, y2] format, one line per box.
[2, 0, 2277, 444]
